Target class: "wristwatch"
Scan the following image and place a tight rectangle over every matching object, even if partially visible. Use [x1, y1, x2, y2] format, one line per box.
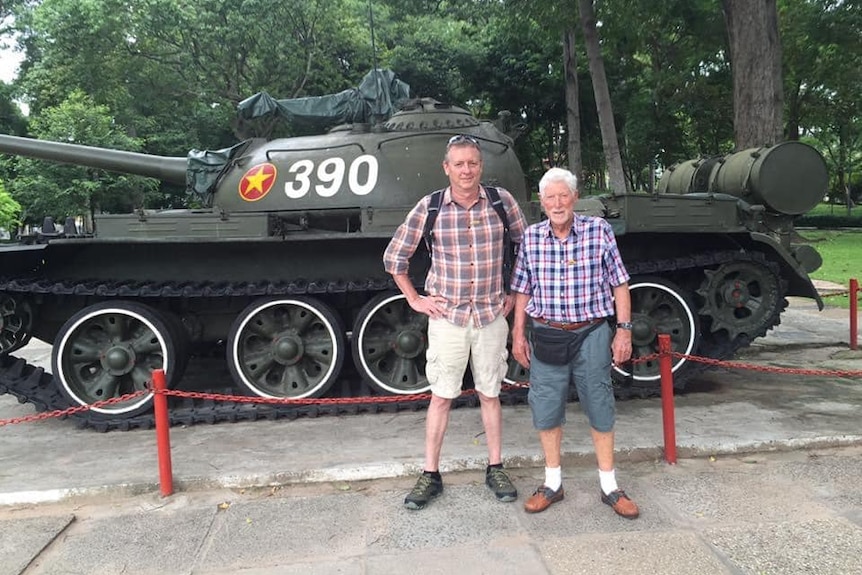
[616, 322, 633, 330]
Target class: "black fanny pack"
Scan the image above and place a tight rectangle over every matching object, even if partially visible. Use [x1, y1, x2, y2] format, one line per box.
[530, 320, 605, 365]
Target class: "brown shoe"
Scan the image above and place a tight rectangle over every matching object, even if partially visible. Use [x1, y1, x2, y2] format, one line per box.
[524, 485, 564, 513]
[601, 489, 639, 519]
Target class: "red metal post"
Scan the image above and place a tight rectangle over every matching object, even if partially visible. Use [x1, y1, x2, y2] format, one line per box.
[152, 369, 174, 497]
[658, 333, 677, 465]
[851, 278, 858, 351]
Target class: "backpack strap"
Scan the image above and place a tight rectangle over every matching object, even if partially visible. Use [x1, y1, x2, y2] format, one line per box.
[484, 186, 515, 294]
[422, 188, 445, 256]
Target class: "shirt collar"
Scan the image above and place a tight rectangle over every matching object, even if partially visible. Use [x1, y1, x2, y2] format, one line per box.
[540, 213, 584, 239]
[443, 186, 487, 205]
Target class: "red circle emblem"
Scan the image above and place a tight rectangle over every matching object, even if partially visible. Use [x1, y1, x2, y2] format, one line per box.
[239, 163, 277, 201]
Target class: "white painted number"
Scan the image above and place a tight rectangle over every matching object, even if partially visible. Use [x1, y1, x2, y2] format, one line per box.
[283, 155, 378, 198]
[349, 155, 377, 196]
[284, 159, 314, 199]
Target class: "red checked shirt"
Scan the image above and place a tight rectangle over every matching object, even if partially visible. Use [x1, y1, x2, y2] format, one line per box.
[510, 215, 630, 322]
[383, 186, 527, 328]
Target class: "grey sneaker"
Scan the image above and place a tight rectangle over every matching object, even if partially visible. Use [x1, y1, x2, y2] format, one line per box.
[485, 466, 518, 502]
[404, 473, 443, 510]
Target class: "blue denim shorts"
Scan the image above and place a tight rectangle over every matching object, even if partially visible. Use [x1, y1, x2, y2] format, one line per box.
[527, 320, 615, 432]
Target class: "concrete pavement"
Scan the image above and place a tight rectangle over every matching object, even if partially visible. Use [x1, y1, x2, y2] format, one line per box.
[0, 289, 860, 574]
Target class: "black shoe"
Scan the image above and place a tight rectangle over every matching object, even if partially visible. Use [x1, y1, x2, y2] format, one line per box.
[404, 473, 443, 510]
[485, 466, 518, 502]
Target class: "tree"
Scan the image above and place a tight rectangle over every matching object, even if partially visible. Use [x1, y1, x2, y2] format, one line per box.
[563, 27, 583, 181]
[722, 0, 784, 148]
[7, 91, 159, 228]
[578, 0, 626, 193]
[781, 0, 862, 210]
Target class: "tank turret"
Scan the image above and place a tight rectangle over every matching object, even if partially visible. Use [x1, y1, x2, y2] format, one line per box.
[0, 99, 529, 237]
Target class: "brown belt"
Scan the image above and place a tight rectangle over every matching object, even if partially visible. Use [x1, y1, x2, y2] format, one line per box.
[533, 317, 604, 331]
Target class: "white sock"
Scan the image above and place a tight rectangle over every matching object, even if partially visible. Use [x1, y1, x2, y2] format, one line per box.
[544, 466, 562, 491]
[599, 468, 618, 495]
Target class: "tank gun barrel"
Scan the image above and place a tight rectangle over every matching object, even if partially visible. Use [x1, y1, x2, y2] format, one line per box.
[0, 134, 188, 186]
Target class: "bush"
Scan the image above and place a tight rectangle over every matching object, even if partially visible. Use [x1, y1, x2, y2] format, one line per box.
[797, 203, 862, 228]
[796, 214, 862, 228]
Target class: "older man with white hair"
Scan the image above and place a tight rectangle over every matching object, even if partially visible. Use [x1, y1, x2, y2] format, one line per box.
[510, 167, 639, 518]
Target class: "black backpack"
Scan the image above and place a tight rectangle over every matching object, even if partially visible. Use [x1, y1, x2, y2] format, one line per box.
[421, 186, 517, 294]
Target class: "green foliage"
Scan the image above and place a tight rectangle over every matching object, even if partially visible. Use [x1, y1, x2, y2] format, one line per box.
[1, 0, 860, 195]
[0, 82, 27, 136]
[6, 90, 159, 223]
[0, 178, 22, 232]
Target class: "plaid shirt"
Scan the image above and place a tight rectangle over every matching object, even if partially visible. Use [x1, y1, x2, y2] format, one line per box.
[510, 215, 630, 322]
[384, 186, 527, 328]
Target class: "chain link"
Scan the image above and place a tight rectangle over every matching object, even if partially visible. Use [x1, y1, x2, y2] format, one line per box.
[2, 353, 858, 427]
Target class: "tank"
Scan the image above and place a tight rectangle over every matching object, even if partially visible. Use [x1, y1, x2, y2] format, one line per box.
[0, 87, 828, 428]
[0, 84, 536, 430]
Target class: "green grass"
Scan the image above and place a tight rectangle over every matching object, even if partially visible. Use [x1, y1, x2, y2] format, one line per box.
[797, 229, 861, 309]
[804, 203, 861, 218]
[797, 202, 862, 229]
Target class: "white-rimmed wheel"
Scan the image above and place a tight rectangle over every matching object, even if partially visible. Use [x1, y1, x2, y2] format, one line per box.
[227, 297, 345, 399]
[0, 294, 33, 355]
[52, 301, 178, 418]
[613, 277, 700, 383]
[351, 292, 430, 395]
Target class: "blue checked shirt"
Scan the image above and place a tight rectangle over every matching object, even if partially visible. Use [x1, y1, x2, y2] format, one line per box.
[510, 215, 630, 322]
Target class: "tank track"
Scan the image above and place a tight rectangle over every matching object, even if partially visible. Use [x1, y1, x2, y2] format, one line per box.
[0, 353, 530, 432]
[0, 250, 786, 430]
[617, 249, 787, 399]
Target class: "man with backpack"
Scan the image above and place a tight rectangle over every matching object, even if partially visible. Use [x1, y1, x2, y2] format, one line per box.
[383, 134, 528, 510]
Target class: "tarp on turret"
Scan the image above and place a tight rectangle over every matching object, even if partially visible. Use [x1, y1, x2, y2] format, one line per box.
[186, 141, 250, 206]
[236, 69, 410, 128]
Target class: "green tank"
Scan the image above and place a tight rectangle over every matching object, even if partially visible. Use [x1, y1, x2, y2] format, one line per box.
[0, 81, 827, 428]
[0, 86, 534, 429]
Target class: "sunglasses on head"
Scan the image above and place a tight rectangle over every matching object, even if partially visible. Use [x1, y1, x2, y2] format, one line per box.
[447, 134, 480, 148]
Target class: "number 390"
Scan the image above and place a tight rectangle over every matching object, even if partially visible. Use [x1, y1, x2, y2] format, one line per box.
[284, 155, 379, 198]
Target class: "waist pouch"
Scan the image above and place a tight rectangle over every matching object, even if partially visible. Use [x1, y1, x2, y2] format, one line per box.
[531, 320, 605, 365]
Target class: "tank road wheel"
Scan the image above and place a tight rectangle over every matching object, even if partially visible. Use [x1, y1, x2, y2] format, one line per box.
[614, 277, 700, 385]
[227, 297, 345, 399]
[696, 260, 783, 341]
[0, 294, 33, 355]
[52, 301, 178, 418]
[352, 292, 430, 395]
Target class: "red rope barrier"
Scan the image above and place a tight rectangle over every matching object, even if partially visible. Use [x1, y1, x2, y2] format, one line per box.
[0, 390, 149, 427]
[658, 334, 677, 465]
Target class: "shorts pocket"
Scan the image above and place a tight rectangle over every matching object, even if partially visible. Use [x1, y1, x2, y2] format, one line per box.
[425, 348, 441, 385]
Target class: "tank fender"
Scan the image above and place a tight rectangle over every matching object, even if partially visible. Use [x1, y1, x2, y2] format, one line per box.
[749, 232, 824, 310]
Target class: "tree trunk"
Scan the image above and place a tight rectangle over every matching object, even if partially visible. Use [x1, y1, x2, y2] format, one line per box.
[578, 0, 627, 194]
[721, 0, 784, 149]
[563, 28, 583, 184]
